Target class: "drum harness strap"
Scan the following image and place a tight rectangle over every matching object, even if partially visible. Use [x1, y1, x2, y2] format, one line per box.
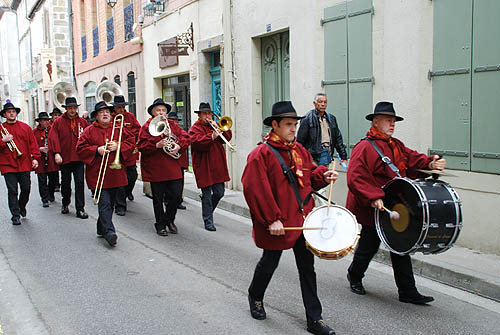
[265, 142, 313, 218]
[364, 138, 402, 178]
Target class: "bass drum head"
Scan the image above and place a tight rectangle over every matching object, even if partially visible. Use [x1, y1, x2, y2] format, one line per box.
[303, 205, 358, 253]
[376, 178, 425, 254]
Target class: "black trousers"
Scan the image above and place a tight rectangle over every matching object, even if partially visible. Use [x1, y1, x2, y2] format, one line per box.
[60, 161, 85, 211]
[3, 172, 31, 220]
[37, 171, 59, 203]
[347, 225, 417, 295]
[201, 182, 225, 226]
[115, 165, 138, 212]
[151, 179, 183, 231]
[96, 188, 118, 236]
[248, 235, 323, 322]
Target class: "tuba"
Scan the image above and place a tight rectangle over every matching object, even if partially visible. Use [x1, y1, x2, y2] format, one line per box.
[96, 80, 123, 105]
[148, 115, 180, 159]
[52, 82, 76, 111]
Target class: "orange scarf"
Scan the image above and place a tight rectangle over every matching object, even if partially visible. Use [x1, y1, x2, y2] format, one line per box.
[62, 112, 80, 137]
[367, 126, 407, 171]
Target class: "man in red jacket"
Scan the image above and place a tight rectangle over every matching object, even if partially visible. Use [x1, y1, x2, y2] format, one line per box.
[111, 95, 141, 216]
[167, 110, 188, 210]
[0, 102, 41, 225]
[242, 101, 337, 335]
[49, 107, 63, 192]
[137, 98, 190, 236]
[189, 102, 232, 232]
[48, 96, 89, 218]
[76, 101, 135, 246]
[33, 112, 60, 207]
[346, 101, 446, 305]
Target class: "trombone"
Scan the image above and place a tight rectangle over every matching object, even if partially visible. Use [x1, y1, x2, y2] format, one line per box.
[93, 114, 124, 204]
[0, 123, 23, 157]
[210, 114, 236, 152]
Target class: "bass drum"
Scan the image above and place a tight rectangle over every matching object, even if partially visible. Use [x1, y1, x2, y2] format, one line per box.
[303, 205, 359, 260]
[375, 177, 462, 255]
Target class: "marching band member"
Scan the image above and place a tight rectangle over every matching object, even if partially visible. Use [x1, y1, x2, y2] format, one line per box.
[242, 101, 337, 335]
[137, 98, 190, 236]
[0, 101, 41, 225]
[167, 110, 188, 210]
[189, 102, 231, 232]
[50, 107, 63, 192]
[112, 95, 141, 216]
[33, 112, 60, 208]
[346, 101, 446, 304]
[48, 97, 89, 218]
[76, 101, 135, 247]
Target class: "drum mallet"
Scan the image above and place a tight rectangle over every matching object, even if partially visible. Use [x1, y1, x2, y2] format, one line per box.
[382, 206, 400, 220]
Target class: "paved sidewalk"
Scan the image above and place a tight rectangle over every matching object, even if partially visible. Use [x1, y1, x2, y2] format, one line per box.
[181, 172, 500, 303]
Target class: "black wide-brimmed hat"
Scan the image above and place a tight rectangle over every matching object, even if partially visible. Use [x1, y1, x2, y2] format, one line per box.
[35, 112, 51, 122]
[147, 98, 172, 115]
[91, 101, 113, 118]
[263, 101, 303, 127]
[365, 101, 404, 122]
[0, 102, 21, 117]
[167, 111, 178, 119]
[50, 107, 62, 116]
[61, 96, 80, 108]
[111, 95, 130, 107]
[195, 102, 214, 114]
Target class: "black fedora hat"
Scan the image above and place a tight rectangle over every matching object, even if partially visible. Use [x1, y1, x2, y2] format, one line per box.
[91, 101, 113, 118]
[62, 96, 80, 108]
[147, 98, 172, 115]
[167, 111, 178, 119]
[195, 102, 214, 114]
[263, 101, 303, 127]
[50, 107, 62, 116]
[112, 95, 130, 107]
[35, 112, 51, 122]
[365, 101, 404, 122]
[0, 102, 21, 117]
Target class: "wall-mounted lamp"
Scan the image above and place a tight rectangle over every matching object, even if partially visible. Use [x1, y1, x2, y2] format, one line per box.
[106, 0, 117, 8]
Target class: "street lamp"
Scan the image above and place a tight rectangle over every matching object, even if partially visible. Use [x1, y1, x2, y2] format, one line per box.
[106, 0, 117, 8]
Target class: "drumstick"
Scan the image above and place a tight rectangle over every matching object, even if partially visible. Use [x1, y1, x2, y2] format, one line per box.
[326, 161, 337, 216]
[383, 206, 400, 220]
[283, 227, 324, 231]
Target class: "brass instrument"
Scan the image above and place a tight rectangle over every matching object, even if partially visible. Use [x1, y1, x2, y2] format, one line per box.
[210, 114, 236, 151]
[52, 82, 76, 111]
[148, 114, 180, 159]
[93, 114, 124, 205]
[0, 123, 23, 157]
[95, 80, 123, 104]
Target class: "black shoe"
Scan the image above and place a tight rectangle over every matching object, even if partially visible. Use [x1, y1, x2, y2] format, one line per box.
[12, 217, 21, 225]
[20, 208, 27, 217]
[307, 319, 336, 335]
[42, 202, 49, 208]
[76, 210, 89, 219]
[49, 195, 55, 202]
[347, 273, 366, 295]
[177, 203, 186, 210]
[167, 222, 178, 234]
[127, 193, 134, 201]
[115, 210, 126, 216]
[204, 223, 216, 231]
[104, 232, 117, 246]
[156, 228, 169, 236]
[248, 295, 266, 320]
[61, 205, 69, 214]
[399, 293, 434, 305]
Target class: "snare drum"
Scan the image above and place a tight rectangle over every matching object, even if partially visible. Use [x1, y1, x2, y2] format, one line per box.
[375, 177, 462, 255]
[303, 205, 359, 260]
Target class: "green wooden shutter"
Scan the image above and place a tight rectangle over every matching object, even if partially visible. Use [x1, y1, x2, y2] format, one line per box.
[471, 0, 500, 173]
[430, 0, 472, 170]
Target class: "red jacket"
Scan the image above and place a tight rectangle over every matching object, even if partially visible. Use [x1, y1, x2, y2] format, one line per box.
[137, 118, 190, 182]
[346, 137, 433, 227]
[75, 122, 135, 189]
[33, 125, 59, 174]
[242, 142, 328, 250]
[0, 121, 41, 174]
[116, 111, 140, 167]
[189, 121, 231, 189]
[48, 112, 89, 164]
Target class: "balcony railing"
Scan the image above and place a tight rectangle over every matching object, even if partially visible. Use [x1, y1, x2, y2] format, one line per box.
[124, 4, 134, 42]
[106, 17, 114, 50]
[81, 35, 87, 61]
[93, 27, 99, 56]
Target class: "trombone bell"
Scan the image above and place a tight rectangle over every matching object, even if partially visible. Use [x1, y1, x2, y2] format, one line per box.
[213, 114, 232, 132]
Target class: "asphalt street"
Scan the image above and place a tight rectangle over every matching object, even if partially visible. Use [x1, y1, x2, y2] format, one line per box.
[0, 177, 499, 335]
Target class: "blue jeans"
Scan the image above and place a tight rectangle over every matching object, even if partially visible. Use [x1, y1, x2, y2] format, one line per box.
[201, 183, 225, 226]
[317, 148, 332, 167]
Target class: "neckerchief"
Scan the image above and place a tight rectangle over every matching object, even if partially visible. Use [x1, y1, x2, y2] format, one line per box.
[265, 130, 305, 188]
[366, 126, 407, 171]
[37, 125, 49, 142]
[62, 112, 80, 137]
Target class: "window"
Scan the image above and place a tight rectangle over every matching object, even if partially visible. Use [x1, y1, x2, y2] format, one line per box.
[114, 75, 121, 86]
[106, 6, 114, 50]
[124, 1, 134, 42]
[80, 0, 87, 61]
[92, 0, 98, 56]
[84, 81, 97, 114]
[127, 72, 136, 115]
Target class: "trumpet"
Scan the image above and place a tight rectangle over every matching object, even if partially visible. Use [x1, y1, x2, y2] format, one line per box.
[93, 114, 124, 205]
[1, 123, 23, 157]
[210, 114, 235, 152]
[148, 114, 181, 159]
